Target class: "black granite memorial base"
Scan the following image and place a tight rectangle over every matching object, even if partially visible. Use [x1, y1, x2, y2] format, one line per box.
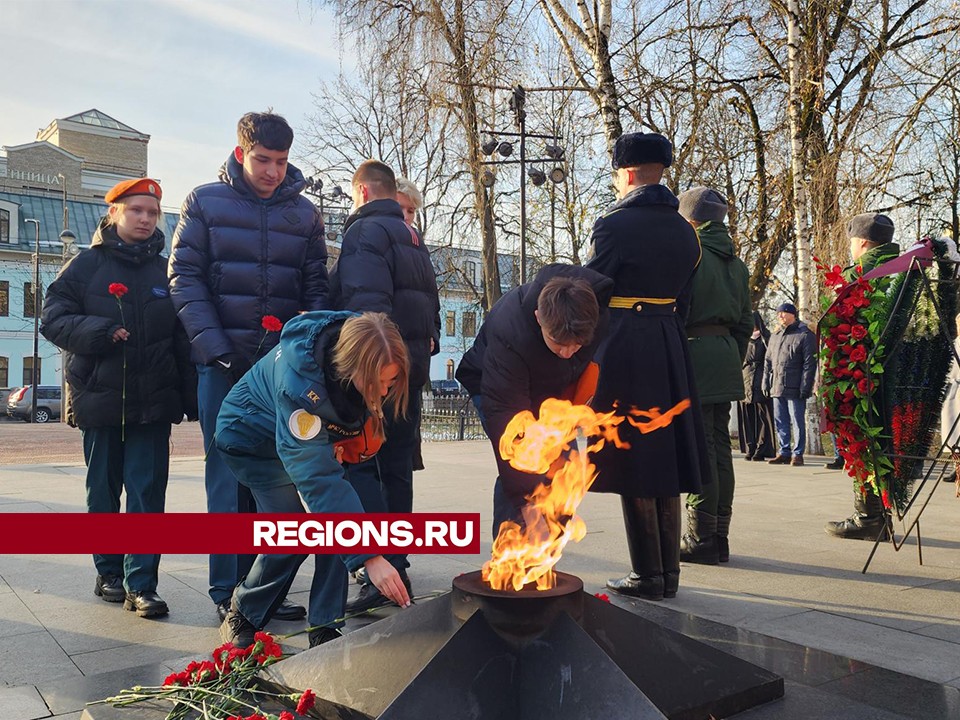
[256, 577, 783, 720]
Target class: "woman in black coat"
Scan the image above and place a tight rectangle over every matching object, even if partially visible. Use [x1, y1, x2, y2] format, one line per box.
[737, 312, 776, 460]
[41, 179, 196, 619]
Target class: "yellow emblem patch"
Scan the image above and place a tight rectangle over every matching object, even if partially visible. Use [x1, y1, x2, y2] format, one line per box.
[288, 409, 323, 440]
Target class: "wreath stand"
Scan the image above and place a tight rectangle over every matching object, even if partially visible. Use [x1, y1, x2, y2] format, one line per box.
[861, 256, 959, 574]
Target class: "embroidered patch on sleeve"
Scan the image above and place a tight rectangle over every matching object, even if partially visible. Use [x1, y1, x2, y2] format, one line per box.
[288, 409, 323, 440]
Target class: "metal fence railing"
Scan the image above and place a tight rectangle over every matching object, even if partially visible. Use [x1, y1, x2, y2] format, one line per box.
[420, 394, 487, 441]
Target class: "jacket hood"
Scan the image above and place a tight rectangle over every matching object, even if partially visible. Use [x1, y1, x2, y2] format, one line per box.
[90, 217, 165, 265]
[342, 198, 404, 234]
[218, 152, 307, 204]
[613, 183, 680, 211]
[277, 310, 358, 383]
[697, 221, 736, 259]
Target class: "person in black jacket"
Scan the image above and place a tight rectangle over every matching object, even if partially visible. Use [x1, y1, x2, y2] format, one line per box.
[41, 178, 196, 619]
[737, 312, 776, 461]
[328, 160, 440, 613]
[168, 111, 326, 623]
[457, 264, 613, 535]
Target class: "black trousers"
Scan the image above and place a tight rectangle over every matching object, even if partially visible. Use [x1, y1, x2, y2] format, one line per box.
[738, 400, 775, 458]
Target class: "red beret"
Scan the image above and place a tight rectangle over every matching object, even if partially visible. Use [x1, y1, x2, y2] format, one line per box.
[104, 178, 162, 204]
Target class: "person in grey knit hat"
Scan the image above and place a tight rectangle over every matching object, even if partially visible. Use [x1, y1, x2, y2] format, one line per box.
[678, 187, 728, 224]
[677, 185, 752, 565]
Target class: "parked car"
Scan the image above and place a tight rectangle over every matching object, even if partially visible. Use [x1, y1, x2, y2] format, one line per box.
[431, 379, 466, 398]
[6, 385, 62, 423]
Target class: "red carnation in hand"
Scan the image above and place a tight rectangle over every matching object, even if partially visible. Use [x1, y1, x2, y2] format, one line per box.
[261, 315, 283, 333]
[297, 688, 317, 714]
[108, 282, 128, 298]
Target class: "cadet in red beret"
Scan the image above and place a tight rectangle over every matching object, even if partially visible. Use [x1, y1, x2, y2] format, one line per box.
[40, 175, 197, 619]
[104, 178, 163, 204]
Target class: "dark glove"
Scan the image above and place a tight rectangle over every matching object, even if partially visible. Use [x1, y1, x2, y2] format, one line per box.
[215, 353, 251, 385]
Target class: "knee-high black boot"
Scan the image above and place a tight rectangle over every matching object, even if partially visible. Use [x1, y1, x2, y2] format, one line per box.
[659, 496, 681, 598]
[607, 497, 664, 601]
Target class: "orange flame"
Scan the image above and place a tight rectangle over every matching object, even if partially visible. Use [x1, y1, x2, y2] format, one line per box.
[481, 397, 689, 591]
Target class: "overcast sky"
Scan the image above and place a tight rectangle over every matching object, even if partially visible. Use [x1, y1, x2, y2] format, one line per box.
[0, 0, 345, 210]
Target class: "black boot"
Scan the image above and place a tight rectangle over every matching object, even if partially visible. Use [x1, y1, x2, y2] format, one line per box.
[679, 506, 720, 565]
[825, 491, 890, 540]
[659, 497, 681, 598]
[607, 497, 664, 601]
[716, 512, 731, 563]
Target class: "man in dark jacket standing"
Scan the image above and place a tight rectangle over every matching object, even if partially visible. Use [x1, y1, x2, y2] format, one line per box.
[825, 213, 899, 540]
[675, 187, 752, 565]
[586, 132, 710, 602]
[763, 302, 817, 465]
[457, 264, 613, 535]
[329, 159, 440, 613]
[168, 111, 328, 622]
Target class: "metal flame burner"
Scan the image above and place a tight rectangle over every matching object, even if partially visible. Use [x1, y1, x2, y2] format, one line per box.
[452, 570, 583, 646]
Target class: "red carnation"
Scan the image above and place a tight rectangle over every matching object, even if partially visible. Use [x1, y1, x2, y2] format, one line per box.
[261, 315, 283, 333]
[297, 688, 317, 714]
[857, 378, 873, 394]
[108, 282, 128, 298]
[594, 592, 611, 602]
[279, 712, 295, 720]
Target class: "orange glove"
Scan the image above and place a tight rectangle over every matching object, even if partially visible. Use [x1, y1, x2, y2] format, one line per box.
[333, 416, 384, 464]
[562, 362, 599, 406]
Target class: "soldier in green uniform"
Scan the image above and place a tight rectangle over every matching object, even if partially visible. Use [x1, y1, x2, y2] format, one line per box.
[825, 213, 899, 540]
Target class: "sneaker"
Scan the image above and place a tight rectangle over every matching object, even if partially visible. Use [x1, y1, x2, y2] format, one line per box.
[767, 455, 791, 465]
[216, 599, 231, 622]
[825, 457, 845, 470]
[308, 626, 343, 648]
[345, 572, 412, 614]
[220, 608, 257, 648]
[94, 574, 125, 603]
[123, 591, 169, 618]
[790, 456, 804, 466]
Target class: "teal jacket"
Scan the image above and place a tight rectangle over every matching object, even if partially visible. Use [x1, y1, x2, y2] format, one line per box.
[215, 310, 372, 569]
[685, 222, 753, 403]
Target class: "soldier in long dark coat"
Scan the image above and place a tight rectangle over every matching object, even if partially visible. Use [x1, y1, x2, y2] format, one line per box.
[586, 132, 710, 601]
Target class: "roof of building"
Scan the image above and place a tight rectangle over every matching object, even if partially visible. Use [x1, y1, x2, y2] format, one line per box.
[61, 109, 142, 135]
[0, 191, 178, 252]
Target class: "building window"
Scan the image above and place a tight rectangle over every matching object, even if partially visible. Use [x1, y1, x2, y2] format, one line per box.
[445, 310, 456, 337]
[465, 260, 479, 285]
[0, 209, 9, 244]
[446, 359, 455, 380]
[0, 357, 7, 388]
[23, 282, 41, 319]
[463, 311, 476, 338]
[22, 356, 40, 386]
[0, 281, 8, 316]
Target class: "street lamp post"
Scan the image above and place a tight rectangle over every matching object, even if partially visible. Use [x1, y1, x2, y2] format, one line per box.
[479, 85, 567, 284]
[24, 218, 41, 424]
[304, 176, 350, 243]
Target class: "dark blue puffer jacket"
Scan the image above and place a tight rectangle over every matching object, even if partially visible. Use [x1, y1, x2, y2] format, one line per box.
[328, 198, 440, 387]
[168, 154, 329, 365]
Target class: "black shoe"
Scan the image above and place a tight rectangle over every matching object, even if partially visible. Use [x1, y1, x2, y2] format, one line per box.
[824, 514, 890, 541]
[768, 455, 791, 464]
[308, 626, 343, 648]
[606, 572, 664, 601]
[216, 599, 231, 622]
[220, 608, 257, 648]
[274, 598, 306, 621]
[825, 457, 845, 470]
[94, 574, 125, 603]
[663, 572, 679, 599]
[345, 572, 412, 614]
[123, 591, 169, 618]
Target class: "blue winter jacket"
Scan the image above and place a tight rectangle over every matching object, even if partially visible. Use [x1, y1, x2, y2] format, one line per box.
[328, 199, 440, 388]
[168, 154, 329, 366]
[215, 310, 373, 570]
